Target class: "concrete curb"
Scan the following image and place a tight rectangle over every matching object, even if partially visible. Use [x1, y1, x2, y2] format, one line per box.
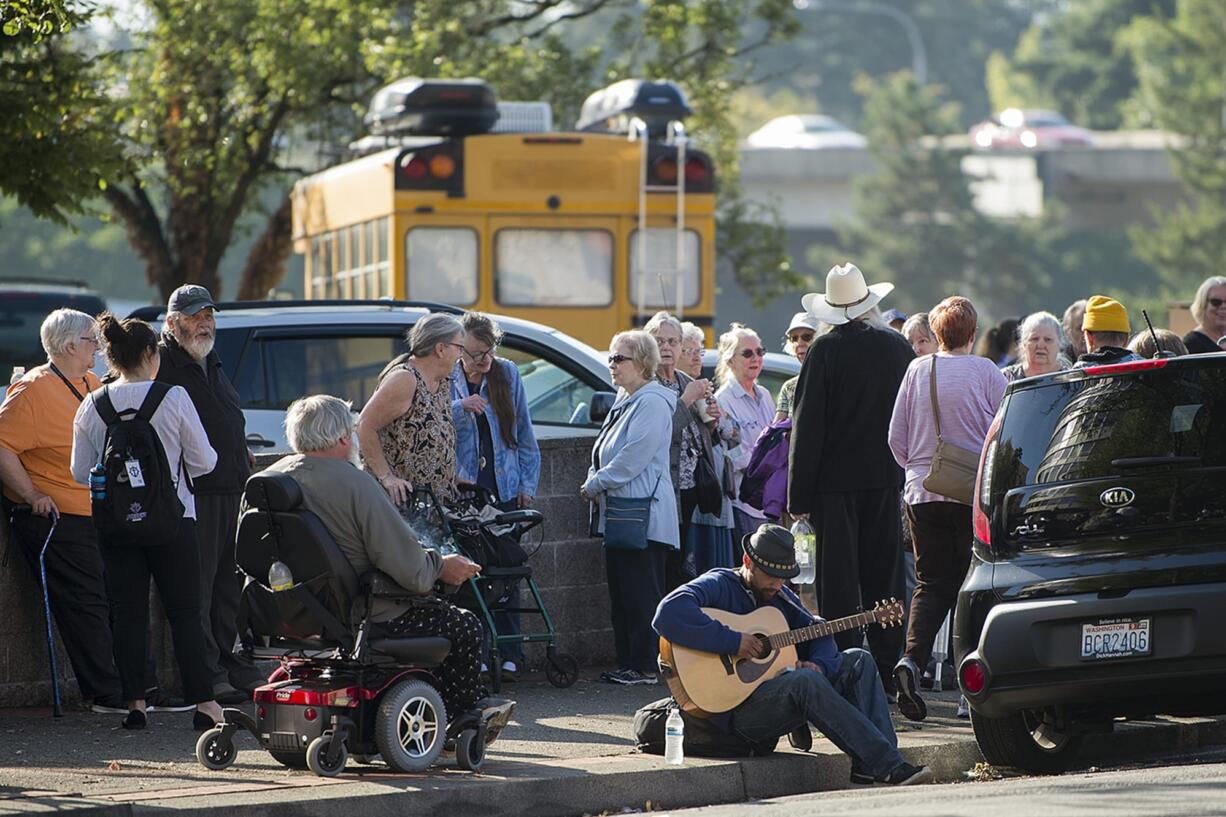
[6, 715, 1226, 816]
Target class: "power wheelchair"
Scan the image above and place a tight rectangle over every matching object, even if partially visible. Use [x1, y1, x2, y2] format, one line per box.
[195, 472, 489, 777]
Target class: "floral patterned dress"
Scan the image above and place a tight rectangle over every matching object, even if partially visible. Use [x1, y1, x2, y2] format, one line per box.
[374, 362, 457, 503]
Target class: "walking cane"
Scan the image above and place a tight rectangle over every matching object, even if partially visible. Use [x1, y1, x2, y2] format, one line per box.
[13, 505, 65, 717]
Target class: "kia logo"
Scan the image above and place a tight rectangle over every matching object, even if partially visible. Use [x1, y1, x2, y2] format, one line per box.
[1100, 487, 1136, 508]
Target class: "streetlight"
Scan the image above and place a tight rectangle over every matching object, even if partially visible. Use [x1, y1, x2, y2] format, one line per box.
[792, 0, 928, 86]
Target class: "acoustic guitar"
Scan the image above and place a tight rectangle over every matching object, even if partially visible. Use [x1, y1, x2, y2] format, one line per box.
[658, 599, 905, 717]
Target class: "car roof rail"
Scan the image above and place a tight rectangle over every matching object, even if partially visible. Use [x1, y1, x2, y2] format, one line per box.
[0, 275, 95, 290]
[125, 298, 463, 322]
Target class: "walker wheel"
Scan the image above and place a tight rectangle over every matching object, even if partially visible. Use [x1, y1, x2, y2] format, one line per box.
[545, 653, 579, 688]
[196, 727, 237, 771]
[455, 727, 486, 771]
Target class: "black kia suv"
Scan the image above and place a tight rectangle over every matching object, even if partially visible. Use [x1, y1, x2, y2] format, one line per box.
[955, 353, 1226, 773]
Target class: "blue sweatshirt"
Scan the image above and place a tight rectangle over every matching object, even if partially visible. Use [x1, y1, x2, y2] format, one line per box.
[652, 568, 843, 729]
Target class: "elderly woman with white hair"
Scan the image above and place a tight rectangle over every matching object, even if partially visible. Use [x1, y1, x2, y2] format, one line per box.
[358, 313, 467, 506]
[1001, 311, 1070, 381]
[0, 308, 126, 713]
[582, 330, 678, 686]
[1183, 276, 1226, 354]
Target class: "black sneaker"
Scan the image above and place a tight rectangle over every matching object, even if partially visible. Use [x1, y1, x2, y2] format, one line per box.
[877, 762, 934, 786]
[606, 668, 657, 686]
[90, 695, 127, 714]
[849, 767, 875, 786]
[787, 725, 813, 752]
[145, 687, 193, 713]
[213, 684, 251, 706]
[892, 657, 927, 722]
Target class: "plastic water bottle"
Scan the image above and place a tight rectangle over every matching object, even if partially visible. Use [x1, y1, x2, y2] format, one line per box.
[791, 520, 817, 585]
[10, 366, 25, 385]
[268, 560, 294, 592]
[88, 463, 107, 501]
[664, 706, 685, 765]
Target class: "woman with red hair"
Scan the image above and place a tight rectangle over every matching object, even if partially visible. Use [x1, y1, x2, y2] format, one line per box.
[887, 296, 1006, 723]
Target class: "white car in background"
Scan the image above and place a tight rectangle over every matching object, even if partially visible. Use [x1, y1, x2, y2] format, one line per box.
[745, 114, 868, 150]
[125, 300, 616, 454]
[700, 349, 800, 405]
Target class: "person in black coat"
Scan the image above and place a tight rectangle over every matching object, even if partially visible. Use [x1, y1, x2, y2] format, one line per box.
[787, 264, 914, 692]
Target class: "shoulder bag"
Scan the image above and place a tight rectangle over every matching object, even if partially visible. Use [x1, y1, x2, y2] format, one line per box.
[921, 356, 981, 504]
[592, 396, 667, 550]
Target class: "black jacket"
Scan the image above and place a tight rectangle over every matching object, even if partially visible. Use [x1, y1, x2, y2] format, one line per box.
[787, 321, 914, 512]
[157, 334, 250, 494]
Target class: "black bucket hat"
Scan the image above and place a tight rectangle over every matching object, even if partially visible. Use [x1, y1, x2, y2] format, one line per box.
[742, 523, 799, 579]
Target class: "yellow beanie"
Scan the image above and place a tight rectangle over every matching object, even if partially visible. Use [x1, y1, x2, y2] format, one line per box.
[1083, 295, 1129, 334]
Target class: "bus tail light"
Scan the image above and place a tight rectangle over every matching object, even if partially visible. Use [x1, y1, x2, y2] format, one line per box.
[684, 157, 708, 184]
[396, 144, 462, 193]
[652, 157, 678, 184]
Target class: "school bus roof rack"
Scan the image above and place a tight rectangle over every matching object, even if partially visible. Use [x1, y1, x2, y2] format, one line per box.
[575, 79, 692, 140]
[365, 78, 499, 137]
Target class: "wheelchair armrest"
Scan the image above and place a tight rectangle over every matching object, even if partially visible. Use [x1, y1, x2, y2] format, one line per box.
[492, 509, 543, 527]
[364, 570, 430, 600]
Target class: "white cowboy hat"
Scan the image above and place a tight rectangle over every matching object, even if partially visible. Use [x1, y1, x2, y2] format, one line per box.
[801, 263, 894, 326]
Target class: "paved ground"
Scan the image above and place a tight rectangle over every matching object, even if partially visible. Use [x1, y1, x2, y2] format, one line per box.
[2, 670, 1223, 817]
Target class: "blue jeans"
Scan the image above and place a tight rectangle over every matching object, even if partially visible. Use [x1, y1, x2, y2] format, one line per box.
[730, 648, 902, 778]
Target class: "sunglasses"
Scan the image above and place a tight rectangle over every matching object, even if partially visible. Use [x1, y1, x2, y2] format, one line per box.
[739, 347, 767, 359]
[608, 353, 632, 365]
[784, 332, 815, 345]
[1209, 297, 1226, 308]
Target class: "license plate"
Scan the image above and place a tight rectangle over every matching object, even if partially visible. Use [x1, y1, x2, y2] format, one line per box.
[1080, 617, 1151, 660]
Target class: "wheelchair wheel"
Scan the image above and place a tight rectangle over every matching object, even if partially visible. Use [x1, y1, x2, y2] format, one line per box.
[196, 727, 237, 771]
[455, 727, 486, 772]
[269, 750, 308, 769]
[306, 734, 348, 777]
[545, 653, 579, 688]
[375, 678, 446, 772]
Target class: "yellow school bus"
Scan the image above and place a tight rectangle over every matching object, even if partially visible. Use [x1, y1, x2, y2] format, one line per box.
[290, 78, 717, 348]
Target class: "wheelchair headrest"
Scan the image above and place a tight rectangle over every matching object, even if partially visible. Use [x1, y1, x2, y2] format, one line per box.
[244, 472, 304, 512]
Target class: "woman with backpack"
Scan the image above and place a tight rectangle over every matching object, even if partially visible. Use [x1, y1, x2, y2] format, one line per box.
[70, 314, 222, 731]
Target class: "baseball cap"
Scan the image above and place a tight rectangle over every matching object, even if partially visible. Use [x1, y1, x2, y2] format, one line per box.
[167, 284, 218, 316]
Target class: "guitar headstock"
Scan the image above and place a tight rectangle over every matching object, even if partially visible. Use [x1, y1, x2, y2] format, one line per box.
[872, 598, 906, 628]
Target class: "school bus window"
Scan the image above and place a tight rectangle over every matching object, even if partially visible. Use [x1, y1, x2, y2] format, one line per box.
[629, 228, 701, 309]
[495, 229, 613, 307]
[311, 234, 333, 299]
[405, 227, 478, 305]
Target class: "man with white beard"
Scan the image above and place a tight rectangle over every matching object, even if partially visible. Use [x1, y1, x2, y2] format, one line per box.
[157, 285, 259, 703]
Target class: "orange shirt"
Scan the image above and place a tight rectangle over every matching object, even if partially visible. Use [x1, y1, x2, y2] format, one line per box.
[0, 365, 101, 517]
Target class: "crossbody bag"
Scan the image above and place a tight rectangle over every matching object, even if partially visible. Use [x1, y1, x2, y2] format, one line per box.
[920, 356, 981, 504]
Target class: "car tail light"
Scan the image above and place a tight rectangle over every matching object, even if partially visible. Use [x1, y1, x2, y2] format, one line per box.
[972, 411, 1003, 546]
[303, 707, 317, 721]
[257, 706, 266, 719]
[1083, 358, 1169, 376]
[961, 659, 987, 695]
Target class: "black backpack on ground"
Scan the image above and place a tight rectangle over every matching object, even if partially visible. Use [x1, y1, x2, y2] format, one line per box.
[633, 697, 778, 758]
[91, 382, 185, 545]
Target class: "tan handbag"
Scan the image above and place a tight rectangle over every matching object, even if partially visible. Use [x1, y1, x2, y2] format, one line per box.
[921, 356, 981, 504]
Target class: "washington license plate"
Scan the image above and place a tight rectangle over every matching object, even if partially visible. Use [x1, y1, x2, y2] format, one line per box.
[1080, 617, 1151, 660]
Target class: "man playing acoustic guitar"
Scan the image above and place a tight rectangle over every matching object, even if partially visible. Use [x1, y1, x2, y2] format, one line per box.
[652, 525, 933, 786]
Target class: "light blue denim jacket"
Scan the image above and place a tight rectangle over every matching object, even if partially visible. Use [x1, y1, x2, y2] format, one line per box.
[583, 381, 680, 549]
[450, 359, 541, 502]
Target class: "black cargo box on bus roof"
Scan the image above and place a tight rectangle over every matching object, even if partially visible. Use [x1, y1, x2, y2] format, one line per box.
[575, 79, 692, 138]
[365, 78, 499, 137]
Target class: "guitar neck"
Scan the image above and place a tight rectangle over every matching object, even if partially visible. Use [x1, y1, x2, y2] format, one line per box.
[767, 610, 879, 649]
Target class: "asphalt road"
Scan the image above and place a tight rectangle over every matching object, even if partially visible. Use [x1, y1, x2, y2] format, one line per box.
[653, 751, 1226, 817]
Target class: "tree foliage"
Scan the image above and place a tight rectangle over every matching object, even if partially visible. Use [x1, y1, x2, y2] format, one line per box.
[988, 0, 1176, 129]
[1123, 0, 1226, 293]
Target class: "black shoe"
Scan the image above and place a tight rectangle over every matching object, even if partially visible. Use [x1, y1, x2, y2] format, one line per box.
[91, 695, 127, 715]
[122, 709, 147, 730]
[849, 767, 874, 786]
[193, 710, 219, 732]
[145, 687, 193, 713]
[892, 657, 927, 722]
[878, 762, 934, 786]
[787, 725, 812, 752]
[213, 685, 251, 706]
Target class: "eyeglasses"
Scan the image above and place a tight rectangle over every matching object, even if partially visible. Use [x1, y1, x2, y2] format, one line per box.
[608, 353, 632, 365]
[1209, 297, 1226, 308]
[462, 346, 497, 363]
[444, 342, 467, 353]
[654, 335, 681, 348]
[784, 332, 815, 345]
[739, 347, 767, 359]
[78, 335, 100, 347]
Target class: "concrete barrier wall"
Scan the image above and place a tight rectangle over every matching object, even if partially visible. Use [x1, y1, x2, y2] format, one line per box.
[0, 435, 613, 708]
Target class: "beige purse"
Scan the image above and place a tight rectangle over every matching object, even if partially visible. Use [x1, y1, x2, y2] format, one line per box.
[921, 356, 981, 504]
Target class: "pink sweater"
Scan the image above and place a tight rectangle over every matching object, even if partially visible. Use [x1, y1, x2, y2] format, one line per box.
[888, 353, 1007, 506]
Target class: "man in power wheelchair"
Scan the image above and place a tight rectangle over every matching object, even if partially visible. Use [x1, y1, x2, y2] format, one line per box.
[195, 395, 515, 776]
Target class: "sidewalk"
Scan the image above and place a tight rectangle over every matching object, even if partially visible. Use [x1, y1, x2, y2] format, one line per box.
[3, 672, 1225, 817]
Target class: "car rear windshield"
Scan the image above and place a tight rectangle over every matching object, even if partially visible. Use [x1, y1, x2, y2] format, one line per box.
[0, 291, 106, 374]
[991, 364, 1226, 491]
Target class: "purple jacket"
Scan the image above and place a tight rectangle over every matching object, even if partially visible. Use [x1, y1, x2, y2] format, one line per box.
[739, 418, 791, 519]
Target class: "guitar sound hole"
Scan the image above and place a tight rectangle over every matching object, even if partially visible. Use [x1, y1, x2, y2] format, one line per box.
[754, 634, 771, 659]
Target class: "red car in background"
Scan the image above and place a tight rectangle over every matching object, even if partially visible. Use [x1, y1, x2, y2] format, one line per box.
[970, 108, 1094, 150]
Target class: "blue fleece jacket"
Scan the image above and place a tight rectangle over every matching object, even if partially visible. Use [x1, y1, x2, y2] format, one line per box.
[653, 568, 844, 730]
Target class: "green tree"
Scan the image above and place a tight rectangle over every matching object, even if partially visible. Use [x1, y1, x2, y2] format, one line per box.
[1124, 0, 1226, 292]
[988, 0, 1176, 130]
[0, 1, 123, 225]
[817, 72, 1053, 318]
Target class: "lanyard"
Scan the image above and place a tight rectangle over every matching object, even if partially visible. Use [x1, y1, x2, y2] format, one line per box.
[47, 362, 87, 403]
